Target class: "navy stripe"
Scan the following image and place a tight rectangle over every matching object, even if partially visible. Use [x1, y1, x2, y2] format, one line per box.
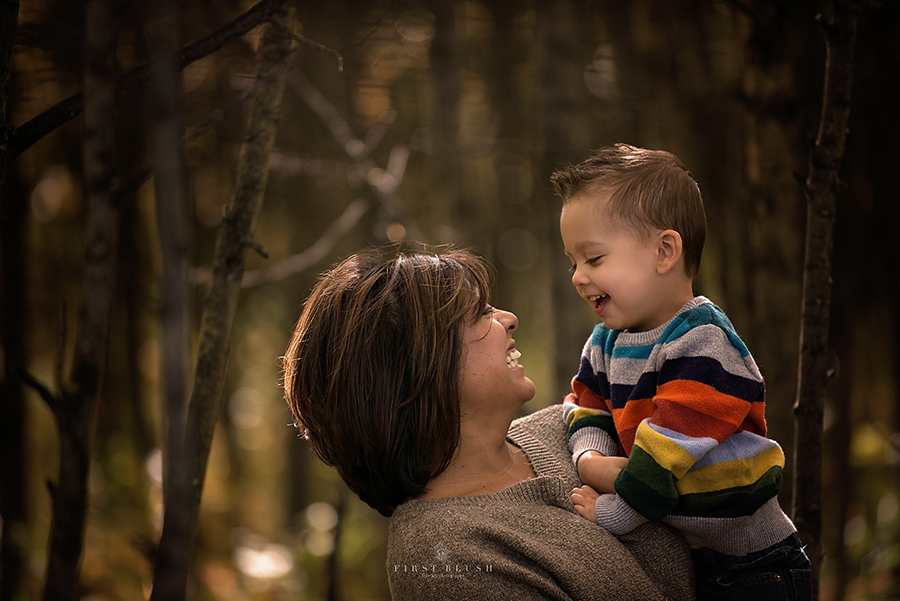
[658, 356, 763, 403]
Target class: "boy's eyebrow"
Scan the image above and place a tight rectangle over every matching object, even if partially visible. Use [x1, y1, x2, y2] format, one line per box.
[568, 239, 605, 255]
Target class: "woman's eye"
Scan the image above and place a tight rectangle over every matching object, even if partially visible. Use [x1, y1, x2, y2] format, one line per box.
[482, 305, 495, 316]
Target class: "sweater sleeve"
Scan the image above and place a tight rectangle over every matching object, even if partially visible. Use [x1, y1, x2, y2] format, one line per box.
[616, 316, 766, 522]
[563, 333, 621, 462]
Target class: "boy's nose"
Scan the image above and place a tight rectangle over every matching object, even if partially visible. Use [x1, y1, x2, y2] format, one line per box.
[571, 266, 589, 288]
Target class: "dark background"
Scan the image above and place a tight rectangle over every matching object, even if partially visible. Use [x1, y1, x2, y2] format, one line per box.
[1, 0, 898, 599]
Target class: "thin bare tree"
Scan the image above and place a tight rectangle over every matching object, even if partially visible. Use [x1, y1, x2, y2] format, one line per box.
[144, 0, 190, 535]
[149, 4, 296, 599]
[0, 1, 26, 599]
[37, 0, 120, 598]
[792, 0, 861, 595]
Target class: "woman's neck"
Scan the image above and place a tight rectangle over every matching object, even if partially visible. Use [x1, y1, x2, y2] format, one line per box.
[417, 418, 536, 499]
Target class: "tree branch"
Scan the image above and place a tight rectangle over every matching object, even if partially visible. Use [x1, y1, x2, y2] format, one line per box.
[270, 21, 343, 72]
[19, 370, 59, 414]
[8, 0, 290, 161]
[287, 71, 422, 240]
[240, 197, 368, 287]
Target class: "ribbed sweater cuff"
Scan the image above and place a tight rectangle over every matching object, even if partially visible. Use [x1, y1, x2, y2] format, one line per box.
[595, 494, 648, 535]
[569, 427, 618, 465]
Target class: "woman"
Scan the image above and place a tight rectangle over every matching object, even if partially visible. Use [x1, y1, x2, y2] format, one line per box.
[283, 245, 694, 600]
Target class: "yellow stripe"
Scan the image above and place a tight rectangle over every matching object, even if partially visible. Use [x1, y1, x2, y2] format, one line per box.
[676, 447, 785, 495]
[566, 407, 607, 425]
[633, 422, 695, 478]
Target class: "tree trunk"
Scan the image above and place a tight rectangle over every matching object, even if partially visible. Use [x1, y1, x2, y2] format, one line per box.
[149, 4, 295, 600]
[0, 173, 27, 601]
[535, 0, 594, 397]
[427, 0, 465, 245]
[144, 0, 190, 520]
[41, 0, 120, 599]
[792, 0, 861, 594]
[0, 0, 17, 194]
[0, 6, 25, 599]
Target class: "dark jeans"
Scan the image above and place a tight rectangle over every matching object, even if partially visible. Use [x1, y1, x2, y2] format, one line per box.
[691, 534, 812, 601]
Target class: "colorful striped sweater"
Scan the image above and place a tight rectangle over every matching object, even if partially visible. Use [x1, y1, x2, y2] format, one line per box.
[564, 296, 796, 555]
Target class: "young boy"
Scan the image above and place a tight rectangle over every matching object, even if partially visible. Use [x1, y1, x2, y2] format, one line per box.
[552, 144, 811, 600]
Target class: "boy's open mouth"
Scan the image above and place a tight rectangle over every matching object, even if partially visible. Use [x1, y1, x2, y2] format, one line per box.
[588, 294, 610, 314]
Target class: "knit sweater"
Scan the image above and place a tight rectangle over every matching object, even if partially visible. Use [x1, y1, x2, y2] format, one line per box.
[564, 296, 796, 555]
[387, 405, 695, 601]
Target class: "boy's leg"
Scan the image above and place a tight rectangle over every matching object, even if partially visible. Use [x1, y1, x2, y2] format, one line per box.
[691, 534, 812, 601]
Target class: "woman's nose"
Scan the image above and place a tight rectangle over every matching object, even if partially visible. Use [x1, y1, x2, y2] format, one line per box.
[496, 309, 518, 333]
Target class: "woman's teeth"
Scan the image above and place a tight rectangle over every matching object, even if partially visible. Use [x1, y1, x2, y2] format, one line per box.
[507, 349, 521, 368]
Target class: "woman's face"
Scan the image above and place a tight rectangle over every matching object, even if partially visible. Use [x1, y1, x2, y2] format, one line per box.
[457, 305, 536, 418]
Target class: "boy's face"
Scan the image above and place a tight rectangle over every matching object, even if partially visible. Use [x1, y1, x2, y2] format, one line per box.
[560, 193, 673, 332]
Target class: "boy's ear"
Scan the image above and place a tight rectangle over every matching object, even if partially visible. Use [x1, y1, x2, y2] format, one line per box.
[656, 230, 683, 275]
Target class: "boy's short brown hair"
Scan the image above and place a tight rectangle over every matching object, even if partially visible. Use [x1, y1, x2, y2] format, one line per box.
[551, 144, 707, 278]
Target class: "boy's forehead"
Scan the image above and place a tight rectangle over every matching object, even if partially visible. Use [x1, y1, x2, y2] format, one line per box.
[570, 185, 614, 207]
[563, 192, 615, 226]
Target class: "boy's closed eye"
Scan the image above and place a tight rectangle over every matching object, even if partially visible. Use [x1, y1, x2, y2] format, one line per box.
[567, 256, 604, 273]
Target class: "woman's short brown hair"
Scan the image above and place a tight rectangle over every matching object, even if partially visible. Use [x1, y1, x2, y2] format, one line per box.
[282, 245, 492, 516]
[551, 144, 707, 278]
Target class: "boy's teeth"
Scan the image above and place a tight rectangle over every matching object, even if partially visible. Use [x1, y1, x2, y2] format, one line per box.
[507, 349, 521, 368]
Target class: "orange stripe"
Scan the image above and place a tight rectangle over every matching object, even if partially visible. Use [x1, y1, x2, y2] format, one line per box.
[741, 401, 768, 435]
[653, 400, 741, 442]
[656, 380, 751, 426]
[572, 381, 609, 411]
[612, 398, 657, 434]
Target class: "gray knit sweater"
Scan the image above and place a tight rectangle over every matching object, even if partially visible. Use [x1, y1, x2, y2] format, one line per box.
[386, 405, 695, 600]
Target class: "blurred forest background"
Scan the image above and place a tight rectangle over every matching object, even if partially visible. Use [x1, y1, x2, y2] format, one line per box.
[0, 0, 898, 599]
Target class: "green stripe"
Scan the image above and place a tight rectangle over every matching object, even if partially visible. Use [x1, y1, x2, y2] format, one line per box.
[568, 414, 620, 445]
[615, 446, 678, 520]
[673, 466, 783, 517]
[617, 448, 783, 520]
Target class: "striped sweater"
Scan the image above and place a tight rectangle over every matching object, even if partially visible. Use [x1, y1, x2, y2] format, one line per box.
[564, 296, 796, 555]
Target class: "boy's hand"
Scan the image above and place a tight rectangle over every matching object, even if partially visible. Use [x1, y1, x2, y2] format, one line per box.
[576, 452, 627, 494]
[571, 485, 600, 521]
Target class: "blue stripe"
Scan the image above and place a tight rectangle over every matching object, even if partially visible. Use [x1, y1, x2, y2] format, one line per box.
[590, 324, 619, 357]
[612, 344, 655, 360]
[690, 431, 783, 469]
[644, 421, 719, 461]
[574, 355, 610, 399]
[667, 303, 750, 357]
